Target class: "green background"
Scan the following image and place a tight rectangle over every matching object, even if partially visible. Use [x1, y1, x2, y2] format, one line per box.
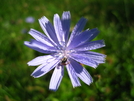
[0, 0, 134, 101]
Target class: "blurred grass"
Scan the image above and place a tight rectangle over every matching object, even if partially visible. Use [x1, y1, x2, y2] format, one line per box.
[0, 0, 134, 101]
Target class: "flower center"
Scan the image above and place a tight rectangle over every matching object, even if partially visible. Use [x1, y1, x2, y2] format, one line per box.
[59, 49, 70, 58]
[55, 42, 76, 65]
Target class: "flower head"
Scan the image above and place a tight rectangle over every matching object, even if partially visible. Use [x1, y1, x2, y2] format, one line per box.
[25, 16, 35, 23]
[24, 11, 106, 91]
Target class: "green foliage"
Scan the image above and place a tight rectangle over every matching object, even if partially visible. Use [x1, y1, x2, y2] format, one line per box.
[0, 0, 134, 101]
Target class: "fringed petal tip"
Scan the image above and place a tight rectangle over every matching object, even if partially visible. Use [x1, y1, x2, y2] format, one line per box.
[27, 62, 31, 66]
[31, 74, 38, 78]
[31, 75, 37, 78]
[24, 41, 29, 45]
[62, 11, 71, 19]
[31, 71, 45, 78]
[49, 88, 57, 92]
[97, 39, 105, 46]
[72, 84, 81, 88]
[88, 78, 93, 85]
[38, 16, 49, 23]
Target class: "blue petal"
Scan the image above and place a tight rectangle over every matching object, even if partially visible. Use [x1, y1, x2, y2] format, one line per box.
[71, 51, 106, 65]
[27, 55, 54, 66]
[49, 65, 64, 91]
[74, 40, 105, 51]
[39, 16, 60, 45]
[31, 58, 60, 78]
[29, 29, 57, 47]
[67, 17, 87, 48]
[24, 39, 57, 54]
[24, 41, 49, 53]
[70, 53, 98, 68]
[79, 51, 106, 64]
[68, 28, 100, 49]
[53, 14, 64, 44]
[69, 58, 93, 85]
[61, 11, 71, 43]
[66, 63, 81, 87]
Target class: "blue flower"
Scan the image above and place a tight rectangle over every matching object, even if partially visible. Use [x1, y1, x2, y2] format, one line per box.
[24, 11, 106, 91]
[25, 16, 35, 23]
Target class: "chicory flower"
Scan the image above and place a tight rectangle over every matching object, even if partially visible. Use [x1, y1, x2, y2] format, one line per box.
[25, 16, 35, 23]
[24, 11, 106, 91]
